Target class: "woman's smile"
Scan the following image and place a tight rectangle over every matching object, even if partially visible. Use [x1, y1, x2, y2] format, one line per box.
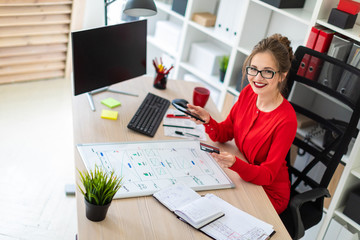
[253, 81, 267, 88]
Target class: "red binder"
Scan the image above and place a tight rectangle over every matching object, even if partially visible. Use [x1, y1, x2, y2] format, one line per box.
[305, 29, 335, 80]
[297, 26, 324, 76]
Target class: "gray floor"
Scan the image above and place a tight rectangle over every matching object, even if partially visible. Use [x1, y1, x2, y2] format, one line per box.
[0, 78, 77, 240]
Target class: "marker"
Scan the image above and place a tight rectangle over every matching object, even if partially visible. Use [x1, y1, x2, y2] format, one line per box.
[175, 131, 200, 138]
[166, 114, 190, 119]
[163, 124, 195, 129]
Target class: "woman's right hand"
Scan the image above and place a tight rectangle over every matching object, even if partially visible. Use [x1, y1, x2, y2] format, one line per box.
[187, 104, 211, 124]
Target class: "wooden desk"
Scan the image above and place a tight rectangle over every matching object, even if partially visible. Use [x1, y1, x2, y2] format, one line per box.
[72, 76, 291, 240]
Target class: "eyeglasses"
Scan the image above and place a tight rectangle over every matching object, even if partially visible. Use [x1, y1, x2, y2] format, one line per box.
[246, 66, 279, 79]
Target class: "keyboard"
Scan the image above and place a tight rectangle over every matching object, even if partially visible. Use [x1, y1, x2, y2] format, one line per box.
[127, 92, 170, 137]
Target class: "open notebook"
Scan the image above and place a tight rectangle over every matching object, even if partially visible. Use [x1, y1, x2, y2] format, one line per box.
[153, 183, 275, 239]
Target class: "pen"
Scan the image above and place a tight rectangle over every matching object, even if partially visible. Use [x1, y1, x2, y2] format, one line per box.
[163, 124, 195, 129]
[166, 114, 190, 119]
[175, 131, 200, 138]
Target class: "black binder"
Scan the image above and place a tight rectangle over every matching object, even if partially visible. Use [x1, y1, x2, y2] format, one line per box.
[317, 35, 352, 90]
[337, 44, 360, 104]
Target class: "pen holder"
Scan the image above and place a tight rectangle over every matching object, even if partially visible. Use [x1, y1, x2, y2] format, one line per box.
[153, 72, 168, 89]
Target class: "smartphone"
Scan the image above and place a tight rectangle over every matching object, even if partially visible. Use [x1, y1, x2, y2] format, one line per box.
[200, 142, 220, 154]
[172, 102, 205, 123]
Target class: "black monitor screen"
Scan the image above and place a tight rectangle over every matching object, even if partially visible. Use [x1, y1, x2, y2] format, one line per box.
[71, 20, 147, 95]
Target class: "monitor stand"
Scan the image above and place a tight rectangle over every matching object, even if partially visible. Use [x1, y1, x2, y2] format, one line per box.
[86, 86, 138, 111]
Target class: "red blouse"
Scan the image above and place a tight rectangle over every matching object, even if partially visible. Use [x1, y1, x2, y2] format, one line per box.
[204, 85, 297, 214]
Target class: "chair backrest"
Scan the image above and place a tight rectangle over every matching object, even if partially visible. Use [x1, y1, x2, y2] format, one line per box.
[284, 46, 360, 198]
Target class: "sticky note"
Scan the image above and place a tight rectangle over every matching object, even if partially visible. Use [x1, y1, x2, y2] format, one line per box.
[101, 97, 121, 108]
[101, 109, 118, 120]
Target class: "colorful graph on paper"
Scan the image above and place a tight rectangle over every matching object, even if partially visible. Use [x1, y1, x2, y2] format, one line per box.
[77, 140, 234, 198]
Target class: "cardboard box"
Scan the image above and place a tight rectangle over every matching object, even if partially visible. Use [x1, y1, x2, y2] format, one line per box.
[172, 0, 188, 16]
[343, 188, 360, 225]
[192, 12, 216, 27]
[259, 0, 305, 8]
[328, 8, 358, 29]
[154, 21, 182, 51]
[188, 42, 227, 76]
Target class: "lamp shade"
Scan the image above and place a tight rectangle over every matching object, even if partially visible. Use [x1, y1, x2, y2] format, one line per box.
[123, 0, 157, 17]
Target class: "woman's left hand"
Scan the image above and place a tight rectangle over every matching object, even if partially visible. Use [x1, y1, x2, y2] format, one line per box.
[211, 151, 236, 168]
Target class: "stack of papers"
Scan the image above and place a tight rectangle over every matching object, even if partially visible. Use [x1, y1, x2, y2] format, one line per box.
[163, 109, 206, 140]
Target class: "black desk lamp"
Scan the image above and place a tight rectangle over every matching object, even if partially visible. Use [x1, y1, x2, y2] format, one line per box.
[104, 0, 157, 25]
[123, 0, 157, 17]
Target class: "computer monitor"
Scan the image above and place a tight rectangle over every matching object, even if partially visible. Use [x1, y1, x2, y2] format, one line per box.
[71, 19, 147, 109]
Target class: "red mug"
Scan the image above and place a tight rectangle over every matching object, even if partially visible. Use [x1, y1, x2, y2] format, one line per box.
[193, 87, 210, 108]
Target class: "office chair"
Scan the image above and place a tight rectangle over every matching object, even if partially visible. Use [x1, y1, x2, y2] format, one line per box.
[280, 46, 360, 240]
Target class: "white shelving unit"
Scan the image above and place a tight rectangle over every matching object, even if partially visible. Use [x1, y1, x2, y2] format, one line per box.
[147, 1, 360, 238]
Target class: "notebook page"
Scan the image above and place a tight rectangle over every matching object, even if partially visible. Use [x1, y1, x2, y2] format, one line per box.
[153, 183, 201, 211]
[201, 194, 274, 240]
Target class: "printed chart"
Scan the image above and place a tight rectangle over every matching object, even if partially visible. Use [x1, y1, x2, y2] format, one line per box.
[77, 140, 234, 198]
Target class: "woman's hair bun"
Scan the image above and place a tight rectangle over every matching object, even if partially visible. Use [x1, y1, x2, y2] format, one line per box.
[270, 33, 294, 63]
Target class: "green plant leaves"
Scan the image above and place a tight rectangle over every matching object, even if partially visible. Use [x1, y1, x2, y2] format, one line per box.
[219, 55, 229, 72]
[77, 165, 123, 206]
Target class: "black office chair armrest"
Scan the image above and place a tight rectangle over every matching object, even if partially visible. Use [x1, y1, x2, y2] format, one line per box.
[289, 188, 330, 240]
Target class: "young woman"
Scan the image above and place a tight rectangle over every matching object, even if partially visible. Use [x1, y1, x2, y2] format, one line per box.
[188, 34, 297, 214]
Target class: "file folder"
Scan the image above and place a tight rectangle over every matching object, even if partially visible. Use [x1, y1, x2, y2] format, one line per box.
[337, 44, 360, 103]
[214, 0, 230, 38]
[297, 26, 324, 77]
[317, 35, 353, 89]
[305, 29, 334, 81]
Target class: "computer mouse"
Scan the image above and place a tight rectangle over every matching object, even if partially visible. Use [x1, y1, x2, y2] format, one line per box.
[172, 98, 189, 108]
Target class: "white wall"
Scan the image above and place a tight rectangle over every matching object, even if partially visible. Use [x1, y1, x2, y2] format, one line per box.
[83, 0, 105, 29]
[82, 0, 126, 29]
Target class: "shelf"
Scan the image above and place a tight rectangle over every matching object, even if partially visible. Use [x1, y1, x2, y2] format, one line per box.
[155, 1, 184, 21]
[317, 19, 360, 43]
[300, 83, 353, 112]
[251, 0, 313, 25]
[180, 61, 224, 91]
[334, 207, 360, 232]
[147, 35, 178, 57]
[237, 46, 251, 56]
[188, 21, 235, 47]
[351, 167, 360, 179]
[227, 86, 240, 97]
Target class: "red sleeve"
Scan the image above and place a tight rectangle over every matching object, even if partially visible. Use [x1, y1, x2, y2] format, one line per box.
[229, 119, 297, 185]
[203, 102, 239, 143]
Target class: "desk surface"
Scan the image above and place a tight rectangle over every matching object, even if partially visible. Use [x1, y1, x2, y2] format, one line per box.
[72, 76, 291, 240]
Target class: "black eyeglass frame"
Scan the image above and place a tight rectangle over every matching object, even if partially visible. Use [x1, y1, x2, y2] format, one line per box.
[245, 66, 279, 79]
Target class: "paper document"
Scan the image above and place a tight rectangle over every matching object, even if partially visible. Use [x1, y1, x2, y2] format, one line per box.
[201, 194, 275, 240]
[163, 109, 207, 140]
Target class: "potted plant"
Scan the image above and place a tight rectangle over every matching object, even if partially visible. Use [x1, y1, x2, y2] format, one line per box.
[219, 55, 229, 83]
[78, 165, 123, 222]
